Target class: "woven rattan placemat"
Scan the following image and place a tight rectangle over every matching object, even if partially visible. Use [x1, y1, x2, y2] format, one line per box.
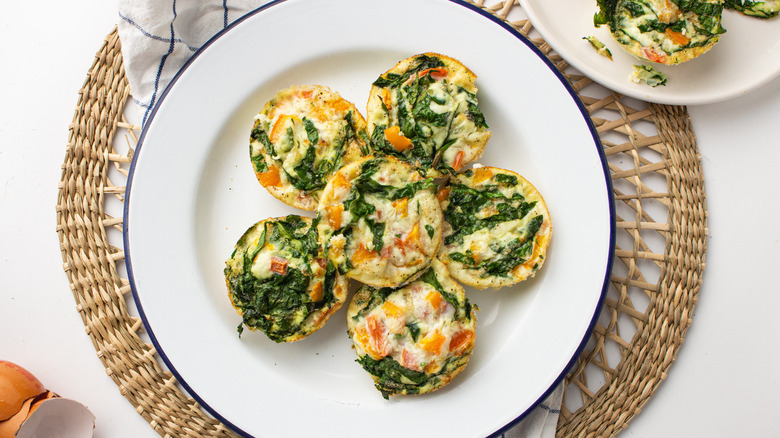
[56, 1, 707, 436]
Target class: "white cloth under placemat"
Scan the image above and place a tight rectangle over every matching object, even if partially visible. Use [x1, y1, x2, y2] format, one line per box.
[116, 1, 564, 436]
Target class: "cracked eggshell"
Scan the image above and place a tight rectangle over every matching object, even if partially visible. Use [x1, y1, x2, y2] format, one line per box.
[0, 361, 95, 438]
[0, 361, 46, 421]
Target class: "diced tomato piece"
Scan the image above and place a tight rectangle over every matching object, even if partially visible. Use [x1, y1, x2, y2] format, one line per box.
[452, 150, 465, 171]
[418, 67, 448, 80]
[449, 329, 474, 353]
[642, 48, 667, 64]
[366, 315, 388, 358]
[270, 256, 288, 275]
[401, 349, 420, 371]
[436, 186, 450, 202]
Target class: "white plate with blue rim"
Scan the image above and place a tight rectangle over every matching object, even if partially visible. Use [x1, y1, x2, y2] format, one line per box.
[124, 0, 615, 436]
[520, 0, 780, 105]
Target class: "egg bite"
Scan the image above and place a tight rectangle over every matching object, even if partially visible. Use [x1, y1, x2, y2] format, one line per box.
[596, 0, 726, 65]
[366, 53, 491, 177]
[224, 215, 348, 342]
[347, 259, 477, 399]
[724, 0, 780, 18]
[316, 155, 442, 288]
[250, 85, 370, 211]
[437, 166, 552, 290]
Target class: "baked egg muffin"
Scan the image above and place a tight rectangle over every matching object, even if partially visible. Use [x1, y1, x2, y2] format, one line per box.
[437, 166, 552, 290]
[724, 0, 780, 18]
[316, 155, 442, 288]
[366, 53, 491, 177]
[347, 259, 476, 399]
[250, 85, 370, 211]
[595, 0, 726, 65]
[224, 215, 348, 342]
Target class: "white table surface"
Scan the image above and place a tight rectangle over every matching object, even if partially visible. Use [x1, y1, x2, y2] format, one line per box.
[1, 1, 778, 437]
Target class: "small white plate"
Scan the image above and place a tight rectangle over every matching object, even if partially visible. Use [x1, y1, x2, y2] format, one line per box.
[124, 0, 614, 436]
[520, 0, 780, 105]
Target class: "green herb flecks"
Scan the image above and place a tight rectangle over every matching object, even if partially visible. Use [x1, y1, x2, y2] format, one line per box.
[443, 182, 534, 247]
[724, 0, 780, 18]
[631, 64, 668, 87]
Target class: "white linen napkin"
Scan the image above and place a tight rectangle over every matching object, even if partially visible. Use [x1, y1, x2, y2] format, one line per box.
[116, 1, 565, 436]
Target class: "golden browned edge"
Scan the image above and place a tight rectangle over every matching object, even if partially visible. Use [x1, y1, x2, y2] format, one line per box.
[56, 2, 706, 436]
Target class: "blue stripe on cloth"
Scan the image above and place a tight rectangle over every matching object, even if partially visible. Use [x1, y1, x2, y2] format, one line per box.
[118, 11, 199, 52]
[143, 0, 179, 126]
[223, 0, 229, 28]
[537, 403, 561, 414]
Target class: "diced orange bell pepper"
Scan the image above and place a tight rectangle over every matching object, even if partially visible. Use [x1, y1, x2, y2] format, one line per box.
[257, 165, 281, 187]
[381, 300, 404, 319]
[331, 171, 351, 191]
[665, 29, 690, 46]
[392, 197, 408, 218]
[404, 223, 420, 246]
[425, 290, 446, 313]
[419, 330, 445, 355]
[269, 114, 301, 143]
[352, 242, 377, 265]
[326, 204, 343, 230]
[310, 281, 323, 302]
[384, 125, 412, 152]
[473, 167, 494, 184]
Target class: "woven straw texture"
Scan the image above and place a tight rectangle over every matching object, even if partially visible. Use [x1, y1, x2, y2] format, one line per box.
[56, 2, 707, 437]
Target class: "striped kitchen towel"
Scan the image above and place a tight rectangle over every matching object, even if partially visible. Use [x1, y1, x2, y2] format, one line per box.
[116, 1, 565, 436]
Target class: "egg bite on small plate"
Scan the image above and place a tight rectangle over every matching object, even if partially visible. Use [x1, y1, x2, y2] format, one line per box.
[346, 258, 477, 399]
[249, 85, 370, 211]
[437, 166, 552, 290]
[316, 155, 442, 288]
[224, 215, 348, 342]
[366, 52, 491, 177]
[596, 0, 726, 65]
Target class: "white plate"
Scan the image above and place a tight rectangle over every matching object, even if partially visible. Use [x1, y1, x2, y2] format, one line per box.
[124, 0, 614, 436]
[520, 0, 780, 105]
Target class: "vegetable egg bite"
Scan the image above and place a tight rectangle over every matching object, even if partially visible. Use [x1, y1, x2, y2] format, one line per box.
[596, 0, 726, 65]
[724, 0, 780, 18]
[437, 166, 552, 290]
[250, 85, 370, 211]
[347, 259, 477, 399]
[366, 53, 491, 177]
[316, 155, 443, 288]
[224, 215, 348, 342]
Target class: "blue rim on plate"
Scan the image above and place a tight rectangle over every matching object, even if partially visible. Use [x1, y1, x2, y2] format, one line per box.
[123, 1, 615, 436]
